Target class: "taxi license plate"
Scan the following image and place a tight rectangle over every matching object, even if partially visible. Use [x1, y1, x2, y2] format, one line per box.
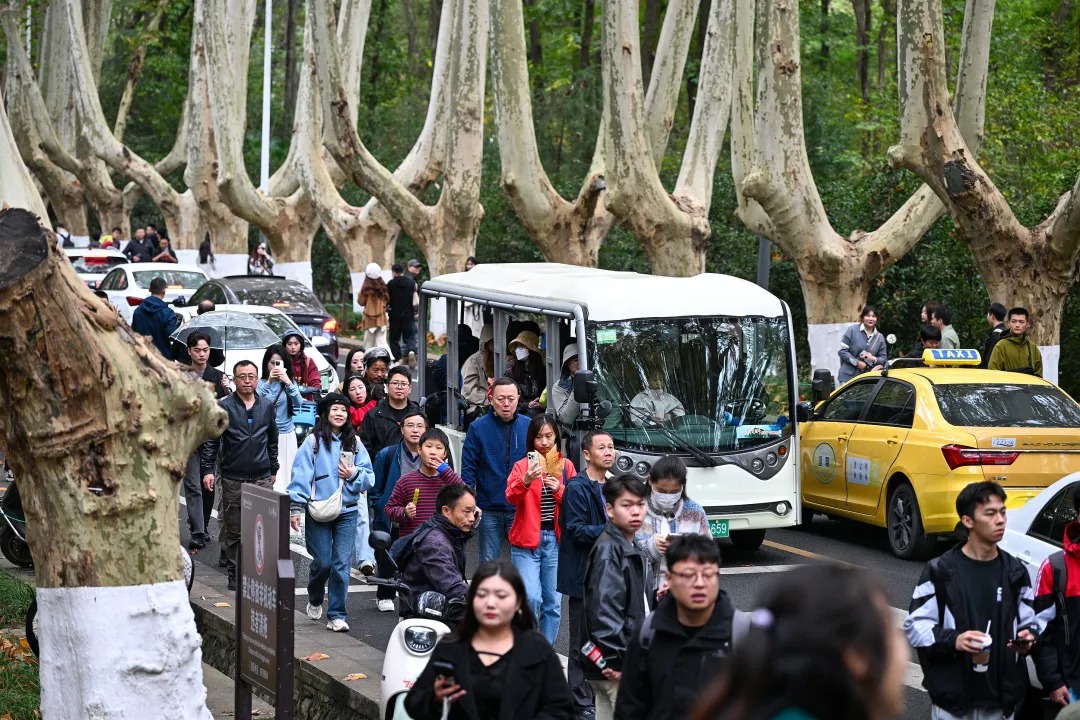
[709, 520, 730, 539]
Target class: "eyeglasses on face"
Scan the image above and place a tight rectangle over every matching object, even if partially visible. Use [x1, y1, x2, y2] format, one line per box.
[388, 381, 411, 388]
[668, 568, 720, 583]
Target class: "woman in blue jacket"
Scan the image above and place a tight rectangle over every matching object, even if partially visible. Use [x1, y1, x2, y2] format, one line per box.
[288, 393, 375, 632]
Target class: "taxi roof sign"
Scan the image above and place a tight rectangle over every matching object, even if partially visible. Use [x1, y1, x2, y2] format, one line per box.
[922, 348, 981, 366]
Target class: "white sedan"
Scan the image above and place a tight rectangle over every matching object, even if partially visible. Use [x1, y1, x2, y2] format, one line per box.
[1000, 472, 1080, 585]
[96, 263, 209, 324]
[62, 248, 128, 289]
[173, 304, 338, 391]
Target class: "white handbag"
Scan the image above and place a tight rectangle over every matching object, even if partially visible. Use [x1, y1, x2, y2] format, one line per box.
[306, 436, 347, 522]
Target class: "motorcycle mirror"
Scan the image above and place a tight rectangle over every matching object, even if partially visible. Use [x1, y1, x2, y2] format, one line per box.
[368, 530, 393, 551]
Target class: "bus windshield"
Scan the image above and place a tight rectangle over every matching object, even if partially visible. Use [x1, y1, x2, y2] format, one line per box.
[591, 316, 793, 453]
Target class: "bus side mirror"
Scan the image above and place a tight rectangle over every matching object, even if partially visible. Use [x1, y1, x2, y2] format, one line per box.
[573, 370, 598, 403]
[811, 369, 834, 404]
[795, 402, 813, 423]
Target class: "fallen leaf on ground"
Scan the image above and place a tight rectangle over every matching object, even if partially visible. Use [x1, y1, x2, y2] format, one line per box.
[214, 602, 231, 607]
[342, 673, 367, 681]
[302, 652, 330, 661]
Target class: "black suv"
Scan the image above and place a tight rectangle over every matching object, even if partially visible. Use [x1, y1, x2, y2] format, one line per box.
[185, 276, 340, 363]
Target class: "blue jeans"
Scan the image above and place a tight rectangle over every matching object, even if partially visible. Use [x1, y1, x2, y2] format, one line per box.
[478, 509, 515, 564]
[511, 529, 562, 644]
[353, 495, 375, 568]
[305, 510, 358, 621]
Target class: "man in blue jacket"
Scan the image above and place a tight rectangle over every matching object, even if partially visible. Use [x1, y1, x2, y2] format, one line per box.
[559, 430, 615, 718]
[131, 277, 179, 359]
[461, 377, 529, 563]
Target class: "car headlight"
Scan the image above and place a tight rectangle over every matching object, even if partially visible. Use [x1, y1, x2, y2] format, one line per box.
[404, 625, 438, 655]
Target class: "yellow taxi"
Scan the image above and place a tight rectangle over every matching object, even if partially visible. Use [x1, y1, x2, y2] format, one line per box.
[799, 348, 1080, 559]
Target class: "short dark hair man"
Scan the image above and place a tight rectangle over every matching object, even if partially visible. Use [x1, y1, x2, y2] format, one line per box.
[123, 228, 154, 263]
[462, 377, 530, 563]
[1034, 484, 1080, 709]
[558, 430, 616, 715]
[199, 359, 279, 590]
[395, 484, 477, 607]
[582, 474, 651, 718]
[181, 330, 230, 551]
[980, 302, 1008, 368]
[131, 276, 179, 359]
[987, 307, 1043, 377]
[359, 366, 420, 458]
[906, 325, 942, 358]
[930, 305, 960, 349]
[615, 535, 740, 720]
[905, 481, 1037, 719]
[386, 262, 418, 362]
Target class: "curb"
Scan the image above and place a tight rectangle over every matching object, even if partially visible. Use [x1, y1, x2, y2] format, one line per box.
[189, 571, 383, 720]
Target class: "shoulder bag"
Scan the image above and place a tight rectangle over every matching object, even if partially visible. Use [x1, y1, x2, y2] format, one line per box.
[307, 436, 346, 522]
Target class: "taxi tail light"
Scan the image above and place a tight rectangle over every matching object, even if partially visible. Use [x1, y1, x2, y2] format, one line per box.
[941, 444, 1019, 470]
[126, 296, 144, 307]
[322, 318, 338, 333]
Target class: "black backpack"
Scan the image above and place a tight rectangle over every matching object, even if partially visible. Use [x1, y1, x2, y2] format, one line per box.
[1048, 550, 1071, 645]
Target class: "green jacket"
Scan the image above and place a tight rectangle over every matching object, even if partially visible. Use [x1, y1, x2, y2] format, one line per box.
[987, 333, 1042, 377]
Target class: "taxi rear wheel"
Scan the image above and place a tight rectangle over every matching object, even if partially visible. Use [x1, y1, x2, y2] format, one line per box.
[887, 483, 935, 560]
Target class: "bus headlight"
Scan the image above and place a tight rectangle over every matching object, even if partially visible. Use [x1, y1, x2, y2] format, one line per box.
[765, 452, 778, 467]
[775, 502, 790, 515]
[616, 456, 633, 472]
[751, 458, 765, 474]
[634, 461, 651, 477]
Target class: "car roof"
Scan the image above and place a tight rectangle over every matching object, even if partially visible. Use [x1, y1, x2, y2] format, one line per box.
[865, 367, 1055, 388]
[64, 248, 126, 258]
[209, 277, 325, 312]
[120, 262, 207, 273]
[217, 275, 307, 289]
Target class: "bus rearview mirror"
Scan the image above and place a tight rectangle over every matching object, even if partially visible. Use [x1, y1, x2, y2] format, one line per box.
[573, 370, 598, 403]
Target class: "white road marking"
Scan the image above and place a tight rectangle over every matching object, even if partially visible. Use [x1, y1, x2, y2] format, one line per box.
[720, 564, 801, 575]
[295, 585, 375, 595]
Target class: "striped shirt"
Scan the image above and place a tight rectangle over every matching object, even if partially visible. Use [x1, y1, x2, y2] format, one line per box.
[384, 466, 466, 536]
[540, 483, 556, 524]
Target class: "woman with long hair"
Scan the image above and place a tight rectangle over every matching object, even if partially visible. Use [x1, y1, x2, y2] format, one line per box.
[505, 415, 575, 644]
[405, 560, 575, 720]
[359, 263, 391, 353]
[636, 455, 710, 594]
[258, 344, 304, 493]
[692, 565, 908, 720]
[248, 241, 275, 275]
[281, 329, 321, 398]
[287, 393, 375, 632]
[338, 347, 366, 392]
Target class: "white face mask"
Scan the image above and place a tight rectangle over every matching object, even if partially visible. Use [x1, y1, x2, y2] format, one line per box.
[652, 491, 682, 513]
[514, 347, 530, 361]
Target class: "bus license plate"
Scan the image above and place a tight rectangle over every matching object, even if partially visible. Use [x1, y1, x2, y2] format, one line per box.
[709, 520, 730, 539]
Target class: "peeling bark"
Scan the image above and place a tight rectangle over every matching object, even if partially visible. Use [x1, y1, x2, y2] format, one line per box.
[0, 88, 50, 220]
[0, 207, 222, 717]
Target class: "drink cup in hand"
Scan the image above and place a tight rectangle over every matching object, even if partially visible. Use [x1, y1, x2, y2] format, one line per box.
[972, 634, 992, 672]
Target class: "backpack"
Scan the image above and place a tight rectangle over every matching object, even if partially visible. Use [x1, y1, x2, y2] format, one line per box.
[637, 607, 752, 651]
[1048, 550, 1071, 646]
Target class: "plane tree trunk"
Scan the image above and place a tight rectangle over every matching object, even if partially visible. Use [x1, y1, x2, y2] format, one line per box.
[0, 207, 225, 719]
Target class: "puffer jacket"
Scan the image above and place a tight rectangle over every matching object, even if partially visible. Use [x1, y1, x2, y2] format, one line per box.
[286, 432, 375, 517]
[582, 523, 652, 679]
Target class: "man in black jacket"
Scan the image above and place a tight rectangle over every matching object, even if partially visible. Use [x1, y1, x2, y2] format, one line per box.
[182, 331, 230, 551]
[386, 264, 417, 362]
[615, 534, 739, 720]
[981, 302, 1008, 369]
[360, 366, 420, 458]
[904, 481, 1037, 719]
[200, 360, 279, 590]
[582, 474, 650, 720]
[395, 484, 477, 612]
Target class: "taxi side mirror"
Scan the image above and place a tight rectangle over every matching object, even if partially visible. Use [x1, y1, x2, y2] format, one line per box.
[573, 370, 598, 403]
[811, 369, 834, 404]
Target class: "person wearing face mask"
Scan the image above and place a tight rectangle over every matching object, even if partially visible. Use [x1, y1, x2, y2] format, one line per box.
[636, 456, 709, 597]
[506, 331, 546, 414]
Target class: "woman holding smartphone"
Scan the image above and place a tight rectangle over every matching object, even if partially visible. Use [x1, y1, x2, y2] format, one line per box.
[405, 560, 575, 720]
[287, 393, 375, 632]
[258, 344, 304, 493]
[505, 415, 575, 645]
[636, 455, 710, 596]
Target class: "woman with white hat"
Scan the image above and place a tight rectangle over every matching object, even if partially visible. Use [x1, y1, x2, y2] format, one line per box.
[358, 263, 391, 354]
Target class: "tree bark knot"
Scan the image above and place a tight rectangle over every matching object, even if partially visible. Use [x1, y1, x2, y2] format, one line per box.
[943, 160, 976, 197]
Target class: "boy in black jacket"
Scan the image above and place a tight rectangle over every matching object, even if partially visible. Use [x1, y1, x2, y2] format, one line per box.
[905, 481, 1037, 719]
[581, 474, 650, 720]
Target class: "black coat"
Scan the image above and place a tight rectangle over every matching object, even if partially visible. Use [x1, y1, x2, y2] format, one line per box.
[199, 393, 279, 480]
[404, 630, 575, 720]
[556, 473, 607, 598]
[581, 523, 651, 679]
[359, 399, 420, 457]
[614, 593, 736, 720]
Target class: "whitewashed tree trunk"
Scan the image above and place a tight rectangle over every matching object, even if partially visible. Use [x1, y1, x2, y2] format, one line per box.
[0, 208, 224, 719]
[890, 0, 1079, 384]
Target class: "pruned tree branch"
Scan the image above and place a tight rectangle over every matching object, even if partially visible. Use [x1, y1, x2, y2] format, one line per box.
[643, 0, 700, 165]
[0, 87, 50, 220]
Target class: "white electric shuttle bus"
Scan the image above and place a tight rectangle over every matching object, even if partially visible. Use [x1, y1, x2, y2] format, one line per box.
[417, 263, 800, 550]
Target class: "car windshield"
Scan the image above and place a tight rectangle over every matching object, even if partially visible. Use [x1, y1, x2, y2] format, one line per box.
[229, 283, 321, 311]
[590, 316, 793, 453]
[249, 312, 302, 341]
[69, 255, 126, 274]
[132, 270, 206, 289]
[935, 384, 1080, 427]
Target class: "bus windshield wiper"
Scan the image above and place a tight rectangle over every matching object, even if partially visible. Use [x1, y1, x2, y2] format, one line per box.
[621, 403, 719, 468]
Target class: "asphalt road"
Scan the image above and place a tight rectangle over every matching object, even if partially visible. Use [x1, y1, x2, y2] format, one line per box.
[180, 498, 937, 719]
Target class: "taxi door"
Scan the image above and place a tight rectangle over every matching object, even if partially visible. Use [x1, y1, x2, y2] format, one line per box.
[801, 379, 881, 510]
[844, 380, 916, 516]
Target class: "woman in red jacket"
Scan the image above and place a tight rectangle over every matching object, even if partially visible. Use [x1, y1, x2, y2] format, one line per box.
[282, 330, 321, 399]
[506, 414, 575, 645]
[344, 375, 376, 429]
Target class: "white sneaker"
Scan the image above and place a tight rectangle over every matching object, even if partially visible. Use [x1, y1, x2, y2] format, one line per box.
[359, 561, 376, 577]
[327, 618, 350, 632]
[376, 598, 395, 612]
[306, 602, 323, 621]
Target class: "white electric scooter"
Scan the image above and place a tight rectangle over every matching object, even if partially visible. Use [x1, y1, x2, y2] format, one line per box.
[367, 530, 463, 720]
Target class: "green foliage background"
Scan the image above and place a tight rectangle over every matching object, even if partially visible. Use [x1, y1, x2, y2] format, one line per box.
[5, 0, 1079, 389]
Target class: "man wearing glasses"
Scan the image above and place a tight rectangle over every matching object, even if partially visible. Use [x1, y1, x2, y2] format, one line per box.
[614, 534, 741, 720]
[359, 366, 421, 459]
